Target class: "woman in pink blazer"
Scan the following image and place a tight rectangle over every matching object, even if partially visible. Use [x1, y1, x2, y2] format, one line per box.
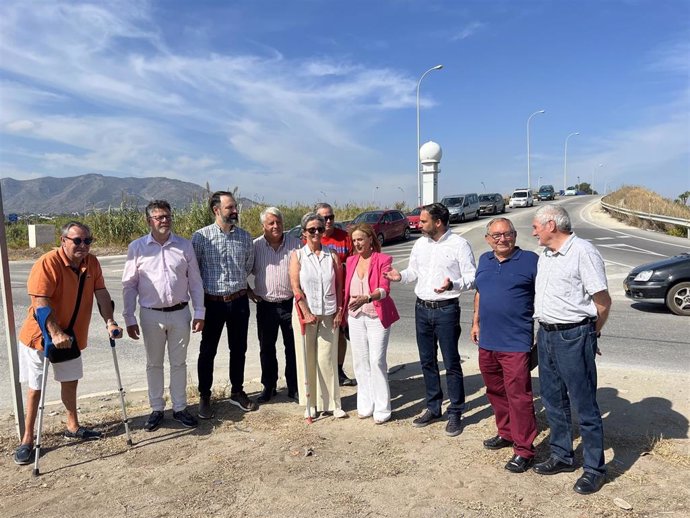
[343, 223, 400, 423]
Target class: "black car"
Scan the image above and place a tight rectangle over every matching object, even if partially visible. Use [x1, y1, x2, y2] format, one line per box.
[623, 253, 690, 316]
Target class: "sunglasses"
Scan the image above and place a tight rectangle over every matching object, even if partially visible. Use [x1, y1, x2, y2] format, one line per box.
[323, 215, 335, 221]
[64, 236, 94, 246]
[306, 227, 325, 235]
[149, 214, 172, 222]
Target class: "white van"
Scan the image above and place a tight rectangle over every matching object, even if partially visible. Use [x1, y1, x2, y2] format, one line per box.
[440, 193, 480, 223]
[509, 189, 534, 208]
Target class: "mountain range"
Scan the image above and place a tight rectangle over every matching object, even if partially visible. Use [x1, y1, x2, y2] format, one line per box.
[0, 174, 224, 214]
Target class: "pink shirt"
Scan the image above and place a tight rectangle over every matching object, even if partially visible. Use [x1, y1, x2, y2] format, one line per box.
[348, 272, 378, 318]
[122, 233, 205, 327]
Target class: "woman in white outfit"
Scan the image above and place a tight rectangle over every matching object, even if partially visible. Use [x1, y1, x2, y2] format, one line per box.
[343, 223, 399, 424]
[289, 212, 346, 418]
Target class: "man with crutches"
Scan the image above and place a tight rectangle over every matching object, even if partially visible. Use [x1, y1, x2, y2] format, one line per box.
[14, 221, 122, 466]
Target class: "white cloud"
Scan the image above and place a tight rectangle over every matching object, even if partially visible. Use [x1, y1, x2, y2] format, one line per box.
[450, 21, 485, 41]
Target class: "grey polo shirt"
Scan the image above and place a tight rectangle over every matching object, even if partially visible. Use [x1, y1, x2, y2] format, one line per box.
[534, 233, 608, 324]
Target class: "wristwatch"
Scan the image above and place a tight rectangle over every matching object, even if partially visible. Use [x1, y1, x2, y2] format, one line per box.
[367, 295, 372, 304]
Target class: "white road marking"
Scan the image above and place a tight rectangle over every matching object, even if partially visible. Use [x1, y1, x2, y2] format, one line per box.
[598, 243, 666, 257]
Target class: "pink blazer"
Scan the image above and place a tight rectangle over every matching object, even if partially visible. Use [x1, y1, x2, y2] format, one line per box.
[343, 252, 400, 329]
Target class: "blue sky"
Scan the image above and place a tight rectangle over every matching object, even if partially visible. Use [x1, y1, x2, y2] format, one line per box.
[1, 0, 688, 207]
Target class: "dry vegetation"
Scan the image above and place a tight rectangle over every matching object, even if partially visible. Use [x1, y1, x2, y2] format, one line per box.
[603, 186, 690, 237]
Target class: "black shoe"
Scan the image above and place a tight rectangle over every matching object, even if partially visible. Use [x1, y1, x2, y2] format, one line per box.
[257, 387, 277, 404]
[483, 435, 514, 450]
[338, 368, 357, 387]
[445, 414, 462, 437]
[172, 409, 198, 428]
[229, 391, 258, 412]
[144, 410, 164, 432]
[533, 457, 577, 475]
[198, 395, 215, 419]
[63, 426, 102, 440]
[287, 391, 299, 403]
[14, 443, 34, 465]
[573, 472, 606, 495]
[412, 409, 441, 428]
[505, 455, 534, 473]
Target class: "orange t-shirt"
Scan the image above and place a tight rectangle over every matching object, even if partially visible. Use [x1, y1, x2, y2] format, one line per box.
[19, 248, 106, 351]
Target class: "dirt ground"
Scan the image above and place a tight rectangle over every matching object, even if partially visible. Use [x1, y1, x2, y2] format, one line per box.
[1, 360, 688, 518]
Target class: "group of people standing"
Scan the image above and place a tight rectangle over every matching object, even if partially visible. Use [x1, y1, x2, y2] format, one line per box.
[13, 193, 612, 495]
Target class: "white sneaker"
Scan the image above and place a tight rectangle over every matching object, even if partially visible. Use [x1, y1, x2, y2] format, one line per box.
[333, 408, 347, 418]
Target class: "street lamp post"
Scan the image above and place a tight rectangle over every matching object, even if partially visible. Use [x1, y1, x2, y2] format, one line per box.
[417, 65, 443, 207]
[563, 132, 580, 192]
[480, 181, 486, 192]
[592, 163, 603, 194]
[372, 186, 379, 206]
[527, 110, 546, 191]
[538, 176, 542, 189]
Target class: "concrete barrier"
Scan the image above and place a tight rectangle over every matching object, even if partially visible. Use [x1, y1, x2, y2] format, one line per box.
[28, 224, 55, 248]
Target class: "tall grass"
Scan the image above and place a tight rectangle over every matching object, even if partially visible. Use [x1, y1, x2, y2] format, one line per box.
[603, 186, 690, 237]
[3, 200, 391, 251]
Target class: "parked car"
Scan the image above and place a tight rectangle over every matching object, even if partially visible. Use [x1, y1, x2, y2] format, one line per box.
[406, 206, 422, 232]
[478, 193, 506, 215]
[508, 189, 534, 208]
[348, 209, 409, 245]
[623, 253, 690, 316]
[440, 193, 480, 223]
[564, 186, 577, 196]
[537, 185, 556, 201]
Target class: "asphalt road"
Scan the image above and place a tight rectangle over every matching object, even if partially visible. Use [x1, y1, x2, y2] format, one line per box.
[1, 196, 688, 413]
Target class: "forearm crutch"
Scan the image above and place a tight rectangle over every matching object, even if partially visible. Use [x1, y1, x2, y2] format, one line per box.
[32, 306, 53, 476]
[99, 301, 132, 446]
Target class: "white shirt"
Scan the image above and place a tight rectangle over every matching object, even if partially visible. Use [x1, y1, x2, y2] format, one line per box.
[400, 229, 476, 300]
[297, 246, 338, 316]
[122, 232, 206, 327]
[534, 233, 608, 324]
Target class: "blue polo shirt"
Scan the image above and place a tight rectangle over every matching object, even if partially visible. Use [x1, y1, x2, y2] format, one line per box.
[475, 247, 538, 352]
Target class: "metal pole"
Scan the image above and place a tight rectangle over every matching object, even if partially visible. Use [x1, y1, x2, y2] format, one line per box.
[527, 110, 545, 191]
[563, 132, 580, 192]
[0, 182, 25, 440]
[416, 65, 443, 207]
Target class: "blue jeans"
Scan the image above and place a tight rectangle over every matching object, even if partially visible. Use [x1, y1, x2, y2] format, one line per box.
[537, 322, 605, 475]
[415, 301, 465, 416]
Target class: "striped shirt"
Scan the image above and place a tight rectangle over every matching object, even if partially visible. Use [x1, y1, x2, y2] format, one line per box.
[252, 234, 302, 302]
[192, 223, 254, 295]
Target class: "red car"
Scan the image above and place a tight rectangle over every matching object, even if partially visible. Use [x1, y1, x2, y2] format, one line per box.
[348, 209, 410, 245]
[406, 207, 422, 232]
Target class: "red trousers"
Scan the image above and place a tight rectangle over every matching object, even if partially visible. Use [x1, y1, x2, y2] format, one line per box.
[479, 348, 537, 458]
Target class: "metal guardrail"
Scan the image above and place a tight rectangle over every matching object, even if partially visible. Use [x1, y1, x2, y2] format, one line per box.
[600, 198, 690, 238]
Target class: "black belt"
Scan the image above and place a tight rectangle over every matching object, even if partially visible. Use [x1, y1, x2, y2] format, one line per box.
[144, 302, 188, 312]
[205, 290, 247, 303]
[258, 298, 293, 304]
[416, 297, 458, 309]
[539, 317, 595, 331]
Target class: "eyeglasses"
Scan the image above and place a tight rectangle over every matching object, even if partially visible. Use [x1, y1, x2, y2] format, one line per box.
[306, 227, 326, 235]
[64, 236, 94, 246]
[149, 215, 172, 222]
[487, 232, 515, 241]
[323, 215, 335, 221]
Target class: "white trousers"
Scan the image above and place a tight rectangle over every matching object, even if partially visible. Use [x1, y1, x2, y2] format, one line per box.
[292, 312, 341, 413]
[140, 306, 192, 412]
[348, 313, 391, 421]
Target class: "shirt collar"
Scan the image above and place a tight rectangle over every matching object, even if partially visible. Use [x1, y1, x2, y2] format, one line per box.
[428, 228, 452, 244]
[546, 232, 576, 256]
[146, 232, 175, 246]
[490, 246, 522, 262]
